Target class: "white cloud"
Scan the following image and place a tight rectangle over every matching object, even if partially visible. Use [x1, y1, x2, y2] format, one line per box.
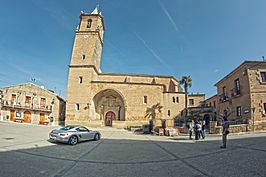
[158, 0, 180, 34]
[134, 33, 171, 69]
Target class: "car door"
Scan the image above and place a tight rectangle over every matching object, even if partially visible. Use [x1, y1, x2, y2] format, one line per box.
[77, 127, 93, 141]
[76, 127, 89, 141]
[86, 128, 95, 140]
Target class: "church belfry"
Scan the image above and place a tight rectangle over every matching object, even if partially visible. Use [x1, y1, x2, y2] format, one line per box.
[66, 7, 187, 129]
[70, 7, 104, 71]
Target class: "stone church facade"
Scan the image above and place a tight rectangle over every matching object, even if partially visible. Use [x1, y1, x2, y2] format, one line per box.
[65, 8, 204, 128]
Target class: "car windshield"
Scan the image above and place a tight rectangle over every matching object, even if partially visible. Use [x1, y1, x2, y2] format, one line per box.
[59, 126, 75, 131]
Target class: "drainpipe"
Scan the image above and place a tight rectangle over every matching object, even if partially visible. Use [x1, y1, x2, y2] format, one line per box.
[252, 107, 256, 132]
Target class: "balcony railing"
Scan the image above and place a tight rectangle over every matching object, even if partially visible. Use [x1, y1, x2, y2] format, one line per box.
[231, 88, 241, 97]
[219, 93, 229, 102]
[2, 100, 52, 112]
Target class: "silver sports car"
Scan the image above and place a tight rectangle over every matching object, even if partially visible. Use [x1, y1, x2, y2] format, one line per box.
[49, 125, 101, 145]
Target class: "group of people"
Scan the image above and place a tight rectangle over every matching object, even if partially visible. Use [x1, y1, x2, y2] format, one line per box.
[188, 120, 206, 140]
[188, 117, 230, 148]
[149, 116, 230, 148]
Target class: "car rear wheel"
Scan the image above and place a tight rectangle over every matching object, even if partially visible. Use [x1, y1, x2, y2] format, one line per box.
[68, 135, 78, 145]
[94, 134, 100, 141]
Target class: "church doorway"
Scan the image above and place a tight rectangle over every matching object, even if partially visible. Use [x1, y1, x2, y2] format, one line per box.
[105, 111, 115, 126]
[93, 89, 126, 123]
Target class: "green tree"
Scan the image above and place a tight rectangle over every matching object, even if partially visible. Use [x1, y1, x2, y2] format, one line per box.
[179, 75, 192, 117]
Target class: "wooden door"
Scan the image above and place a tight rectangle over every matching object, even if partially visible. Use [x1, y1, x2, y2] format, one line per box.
[40, 113, 45, 124]
[10, 110, 15, 121]
[105, 111, 115, 126]
[23, 111, 31, 123]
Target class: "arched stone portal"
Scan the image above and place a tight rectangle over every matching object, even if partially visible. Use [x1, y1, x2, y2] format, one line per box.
[93, 89, 125, 126]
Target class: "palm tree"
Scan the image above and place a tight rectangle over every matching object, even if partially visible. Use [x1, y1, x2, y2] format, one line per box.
[145, 103, 163, 119]
[179, 75, 192, 117]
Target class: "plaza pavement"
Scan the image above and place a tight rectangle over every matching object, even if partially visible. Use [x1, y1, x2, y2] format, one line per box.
[0, 121, 266, 177]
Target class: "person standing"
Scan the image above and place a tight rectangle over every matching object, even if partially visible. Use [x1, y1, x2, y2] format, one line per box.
[198, 121, 202, 139]
[149, 118, 154, 134]
[188, 120, 194, 140]
[161, 119, 166, 135]
[200, 120, 206, 139]
[194, 121, 200, 140]
[220, 117, 230, 148]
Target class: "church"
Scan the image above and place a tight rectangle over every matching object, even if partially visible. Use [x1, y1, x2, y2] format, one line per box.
[65, 8, 204, 128]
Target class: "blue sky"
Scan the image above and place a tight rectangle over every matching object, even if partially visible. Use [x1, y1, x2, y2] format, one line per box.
[0, 0, 266, 99]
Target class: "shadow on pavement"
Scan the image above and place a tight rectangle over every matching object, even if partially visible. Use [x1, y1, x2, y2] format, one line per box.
[0, 133, 266, 177]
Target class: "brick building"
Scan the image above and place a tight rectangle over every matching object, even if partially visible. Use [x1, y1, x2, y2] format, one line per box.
[205, 61, 266, 130]
[204, 94, 218, 120]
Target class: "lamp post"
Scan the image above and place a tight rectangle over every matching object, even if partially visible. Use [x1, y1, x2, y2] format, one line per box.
[252, 107, 256, 132]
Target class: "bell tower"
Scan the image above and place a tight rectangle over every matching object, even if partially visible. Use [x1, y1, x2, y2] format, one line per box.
[66, 7, 105, 123]
[70, 7, 104, 71]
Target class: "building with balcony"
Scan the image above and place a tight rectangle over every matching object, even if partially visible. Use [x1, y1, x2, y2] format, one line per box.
[0, 83, 65, 126]
[205, 61, 266, 130]
[203, 94, 218, 121]
[174, 94, 208, 127]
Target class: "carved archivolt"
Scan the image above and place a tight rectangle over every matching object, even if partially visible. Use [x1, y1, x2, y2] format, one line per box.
[93, 89, 125, 121]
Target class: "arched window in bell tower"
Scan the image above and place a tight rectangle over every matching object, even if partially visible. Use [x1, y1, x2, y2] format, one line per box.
[87, 19, 92, 28]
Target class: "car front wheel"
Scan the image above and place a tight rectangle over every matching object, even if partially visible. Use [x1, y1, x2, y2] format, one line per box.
[94, 134, 100, 141]
[68, 136, 78, 145]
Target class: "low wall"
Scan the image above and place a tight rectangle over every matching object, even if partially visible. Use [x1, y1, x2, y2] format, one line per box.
[154, 118, 174, 127]
[115, 120, 150, 129]
[176, 127, 189, 134]
[66, 120, 151, 129]
[254, 121, 266, 131]
[210, 121, 249, 134]
[66, 118, 176, 129]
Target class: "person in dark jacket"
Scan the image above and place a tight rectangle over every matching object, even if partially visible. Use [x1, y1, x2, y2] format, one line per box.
[149, 118, 154, 134]
[161, 119, 166, 135]
[220, 117, 230, 148]
[194, 121, 200, 140]
[200, 120, 206, 139]
[188, 120, 194, 140]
